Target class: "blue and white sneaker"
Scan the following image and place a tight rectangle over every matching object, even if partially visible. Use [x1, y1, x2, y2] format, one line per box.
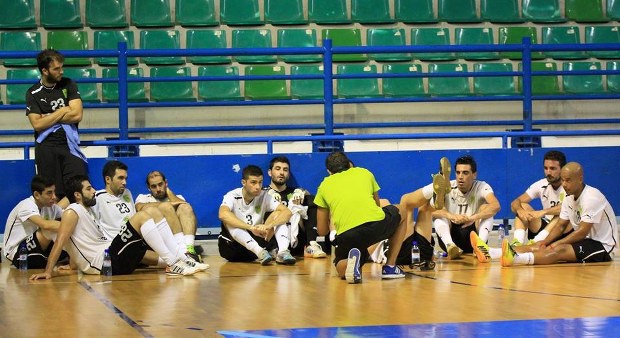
[258, 249, 273, 265]
[381, 265, 406, 279]
[345, 248, 362, 284]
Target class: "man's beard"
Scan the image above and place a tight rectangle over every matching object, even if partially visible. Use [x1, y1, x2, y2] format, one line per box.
[83, 196, 96, 207]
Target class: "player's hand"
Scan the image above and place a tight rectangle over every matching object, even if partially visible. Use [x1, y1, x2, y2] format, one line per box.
[30, 272, 52, 281]
[57, 264, 73, 271]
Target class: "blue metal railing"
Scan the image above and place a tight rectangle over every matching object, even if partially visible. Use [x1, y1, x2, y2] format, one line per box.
[0, 38, 619, 158]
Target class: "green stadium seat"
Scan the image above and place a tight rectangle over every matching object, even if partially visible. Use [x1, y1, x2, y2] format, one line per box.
[541, 26, 587, 60]
[395, 0, 436, 23]
[102, 67, 147, 102]
[410, 28, 456, 61]
[94, 30, 138, 65]
[455, 27, 499, 60]
[428, 63, 471, 96]
[473, 62, 516, 95]
[175, 0, 217, 27]
[480, 0, 525, 23]
[562, 61, 604, 94]
[86, 0, 127, 28]
[522, 0, 566, 23]
[6, 68, 39, 104]
[608, 0, 620, 20]
[290, 65, 324, 99]
[40, 0, 82, 28]
[565, 0, 608, 23]
[186, 30, 230, 64]
[585, 26, 620, 59]
[438, 0, 480, 23]
[232, 29, 277, 64]
[277, 29, 322, 63]
[197, 66, 242, 101]
[0, 32, 41, 66]
[0, 0, 36, 29]
[62, 68, 100, 103]
[220, 0, 263, 26]
[322, 29, 367, 62]
[244, 65, 289, 100]
[352, 0, 394, 24]
[139, 30, 184, 65]
[367, 28, 412, 62]
[336, 64, 380, 98]
[47, 31, 91, 66]
[498, 27, 544, 60]
[605, 61, 620, 92]
[265, 0, 306, 25]
[149, 66, 196, 102]
[518, 62, 560, 95]
[382, 64, 426, 97]
[309, 0, 350, 24]
[130, 0, 173, 27]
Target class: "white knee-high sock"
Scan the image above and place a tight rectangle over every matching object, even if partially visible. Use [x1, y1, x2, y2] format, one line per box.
[274, 224, 291, 254]
[141, 219, 178, 266]
[434, 218, 454, 246]
[156, 219, 185, 261]
[174, 232, 186, 249]
[489, 247, 502, 260]
[513, 229, 526, 244]
[229, 227, 263, 255]
[184, 234, 195, 246]
[477, 218, 494, 243]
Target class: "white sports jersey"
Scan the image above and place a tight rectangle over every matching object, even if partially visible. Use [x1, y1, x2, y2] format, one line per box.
[525, 178, 566, 220]
[3, 196, 62, 260]
[221, 188, 280, 227]
[65, 203, 110, 274]
[135, 193, 185, 204]
[445, 180, 494, 216]
[92, 188, 136, 239]
[560, 185, 618, 253]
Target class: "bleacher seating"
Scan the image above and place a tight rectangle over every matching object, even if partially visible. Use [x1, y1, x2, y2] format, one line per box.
[265, 0, 306, 25]
[102, 67, 147, 102]
[6, 68, 39, 104]
[277, 29, 322, 63]
[565, 0, 608, 23]
[149, 66, 196, 102]
[40, 0, 82, 28]
[518, 62, 560, 95]
[351, 0, 394, 24]
[336, 64, 380, 98]
[62, 68, 100, 103]
[139, 30, 184, 65]
[93, 30, 138, 65]
[410, 28, 456, 61]
[585, 26, 620, 59]
[290, 65, 324, 99]
[175, 0, 218, 27]
[244, 65, 289, 100]
[428, 63, 471, 96]
[309, 0, 350, 24]
[130, 0, 173, 27]
[541, 26, 587, 60]
[0, 31, 41, 66]
[86, 0, 128, 28]
[454, 28, 499, 60]
[47, 31, 91, 66]
[198, 65, 242, 101]
[231, 29, 277, 64]
[367, 28, 411, 62]
[220, 0, 263, 26]
[0, 0, 36, 29]
[186, 29, 231, 64]
[608, 0, 620, 21]
[438, 0, 479, 23]
[480, 0, 524, 23]
[473, 62, 516, 96]
[521, 0, 566, 23]
[322, 29, 367, 62]
[382, 63, 426, 97]
[562, 61, 605, 94]
[498, 27, 545, 60]
[606, 61, 620, 92]
[394, 0, 437, 23]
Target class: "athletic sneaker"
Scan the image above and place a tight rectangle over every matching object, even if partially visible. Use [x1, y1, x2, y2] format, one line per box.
[185, 251, 202, 263]
[276, 250, 297, 265]
[439, 156, 451, 189]
[446, 243, 463, 259]
[501, 239, 517, 267]
[258, 249, 273, 265]
[304, 241, 327, 258]
[432, 174, 449, 210]
[166, 260, 199, 276]
[184, 257, 210, 271]
[381, 265, 406, 279]
[510, 238, 522, 247]
[345, 248, 362, 284]
[469, 231, 491, 263]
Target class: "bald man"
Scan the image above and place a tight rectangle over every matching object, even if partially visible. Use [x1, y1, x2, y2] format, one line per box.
[474, 162, 618, 266]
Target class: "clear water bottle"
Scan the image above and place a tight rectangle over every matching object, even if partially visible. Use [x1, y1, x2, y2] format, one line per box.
[497, 224, 506, 247]
[411, 241, 421, 265]
[102, 249, 112, 277]
[18, 242, 28, 271]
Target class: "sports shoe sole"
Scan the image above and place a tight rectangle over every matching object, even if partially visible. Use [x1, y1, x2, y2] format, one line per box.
[440, 157, 451, 189]
[304, 251, 327, 258]
[276, 257, 297, 265]
[432, 174, 448, 210]
[469, 231, 490, 263]
[345, 248, 362, 284]
[501, 238, 515, 267]
[260, 254, 273, 266]
[446, 244, 463, 260]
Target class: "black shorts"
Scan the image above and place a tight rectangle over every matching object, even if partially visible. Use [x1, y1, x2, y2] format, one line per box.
[107, 221, 148, 275]
[396, 231, 435, 265]
[527, 218, 550, 240]
[218, 225, 277, 262]
[571, 238, 612, 263]
[437, 222, 477, 254]
[333, 205, 401, 267]
[11, 230, 67, 269]
[35, 142, 87, 199]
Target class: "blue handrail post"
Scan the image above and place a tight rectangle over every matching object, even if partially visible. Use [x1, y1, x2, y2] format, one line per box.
[323, 39, 334, 136]
[118, 42, 129, 140]
[521, 37, 533, 132]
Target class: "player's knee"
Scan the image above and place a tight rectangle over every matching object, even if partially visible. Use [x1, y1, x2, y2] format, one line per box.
[158, 202, 176, 214]
[177, 202, 194, 215]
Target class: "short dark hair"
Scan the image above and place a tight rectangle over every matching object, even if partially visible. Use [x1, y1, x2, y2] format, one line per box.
[102, 160, 128, 183]
[269, 156, 290, 170]
[242, 165, 263, 180]
[455, 155, 477, 173]
[146, 170, 166, 186]
[543, 150, 566, 168]
[36, 49, 64, 73]
[66, 175, 90, 204]
[326, 151, 350, 174]
[31, 175, 55, 195]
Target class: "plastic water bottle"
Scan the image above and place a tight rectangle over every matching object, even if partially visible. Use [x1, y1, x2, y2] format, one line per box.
[411, 241, 421, 265]
[102, 249, 112, 277]
[18, 242, 28, 271]
[497, 224, 506, 247]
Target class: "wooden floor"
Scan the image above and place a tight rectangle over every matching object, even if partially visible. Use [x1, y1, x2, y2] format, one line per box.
[1, 242, 619, 337]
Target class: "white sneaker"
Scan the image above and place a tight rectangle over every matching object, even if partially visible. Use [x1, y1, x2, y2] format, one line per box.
[446, 243, 463, 259]
[184, 257, 210, 271]
[304, 241, 327, 258]
[166, 260, 198, 276]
